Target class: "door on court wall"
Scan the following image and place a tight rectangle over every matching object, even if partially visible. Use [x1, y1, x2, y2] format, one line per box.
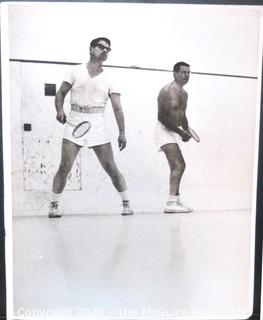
[21, 62, 81, 191]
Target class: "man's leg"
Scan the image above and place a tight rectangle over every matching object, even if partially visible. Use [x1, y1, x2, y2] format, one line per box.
[161, 143, 186, 196]
[161, 143, 192, 213]
[92, 142, 133, 215]
[49, 139, 81, 218]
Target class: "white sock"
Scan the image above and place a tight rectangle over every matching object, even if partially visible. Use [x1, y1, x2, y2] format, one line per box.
[168, 195, 179, 202]
[119, 190, 130, 202]
[51, 192, 62, 203]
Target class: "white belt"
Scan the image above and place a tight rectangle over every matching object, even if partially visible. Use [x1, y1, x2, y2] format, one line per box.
[71, 104, 105, 114]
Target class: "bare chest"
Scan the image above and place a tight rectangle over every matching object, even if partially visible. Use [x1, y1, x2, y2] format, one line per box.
[169, 88, 188, 110]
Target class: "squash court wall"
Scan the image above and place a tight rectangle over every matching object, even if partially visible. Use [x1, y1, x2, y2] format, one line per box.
[10, 61, 258, 216]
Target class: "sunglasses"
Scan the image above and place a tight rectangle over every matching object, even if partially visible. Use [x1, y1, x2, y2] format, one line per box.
[96, 44, 111, 53]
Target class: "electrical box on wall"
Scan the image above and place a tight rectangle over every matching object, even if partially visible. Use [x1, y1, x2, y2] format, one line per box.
[23, 123, 32, 131]
[44, 83, 56, 96]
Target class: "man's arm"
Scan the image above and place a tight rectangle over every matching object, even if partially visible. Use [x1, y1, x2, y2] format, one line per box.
[181, 91, 189, 130]
[55, 81, 72, 124]
[110, 93, 126, 151]
[158, 89, 190, 140]
[181, 114, 189, 131]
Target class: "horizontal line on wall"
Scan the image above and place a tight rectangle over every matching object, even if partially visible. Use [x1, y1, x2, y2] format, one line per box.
[3, 0, 263, 4]
[9, 58, 258, 79]
[9, 58, 79, 66]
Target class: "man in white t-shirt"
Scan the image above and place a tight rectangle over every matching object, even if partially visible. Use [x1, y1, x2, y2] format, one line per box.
[49, 37, 133, 217]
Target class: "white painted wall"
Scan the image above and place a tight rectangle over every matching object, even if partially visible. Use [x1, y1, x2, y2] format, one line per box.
[8, 3, 261, 76]
[6, 3, 263, 215]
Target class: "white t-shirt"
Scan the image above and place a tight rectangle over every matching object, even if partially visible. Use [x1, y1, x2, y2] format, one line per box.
[64, 64, 120, 108]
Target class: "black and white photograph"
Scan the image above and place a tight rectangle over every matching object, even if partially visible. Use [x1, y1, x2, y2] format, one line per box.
[1, 1, 263, 319]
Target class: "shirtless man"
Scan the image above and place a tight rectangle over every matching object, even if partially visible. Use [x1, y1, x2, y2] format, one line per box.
[49, 37, 133, 217]
[154, 62, 193, 213]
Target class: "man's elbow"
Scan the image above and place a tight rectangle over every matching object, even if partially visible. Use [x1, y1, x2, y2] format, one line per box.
[113, 105, 123, 114]
[56, 90, 66, 100]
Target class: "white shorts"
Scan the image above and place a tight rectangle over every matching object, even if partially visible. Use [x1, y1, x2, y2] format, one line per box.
[63, 110, 110, 147]
[154, 121, 181, 150]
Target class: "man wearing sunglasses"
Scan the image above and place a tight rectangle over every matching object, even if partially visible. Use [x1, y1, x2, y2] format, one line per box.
[154, 62, 193, 213]
[49, 37, 133, 217]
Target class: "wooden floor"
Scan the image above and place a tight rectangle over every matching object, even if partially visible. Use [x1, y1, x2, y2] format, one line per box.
[12, 210, 253, 319]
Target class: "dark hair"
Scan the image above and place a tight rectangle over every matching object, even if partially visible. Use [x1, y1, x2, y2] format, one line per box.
[90, 37, 111, 48]
[173, 61, 190, 72]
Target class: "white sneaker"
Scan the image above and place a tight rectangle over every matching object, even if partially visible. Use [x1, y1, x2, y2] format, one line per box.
[49, 201, 62, 218]
[164, 201, 192, 214]
[122, 201, 134, 216]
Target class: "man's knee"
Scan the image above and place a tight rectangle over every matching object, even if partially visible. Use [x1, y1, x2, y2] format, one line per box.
[103, 161, 118, 176]
[179, 161, 186, 172]
[170, 160, 186, 173]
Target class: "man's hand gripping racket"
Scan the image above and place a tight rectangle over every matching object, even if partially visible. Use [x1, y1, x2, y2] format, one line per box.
[56, 112, 91, 139]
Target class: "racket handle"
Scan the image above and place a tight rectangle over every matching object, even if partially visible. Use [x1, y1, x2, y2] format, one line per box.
[66, 121, 75, 127]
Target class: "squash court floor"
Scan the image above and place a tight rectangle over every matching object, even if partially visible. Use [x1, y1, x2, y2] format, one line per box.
[12, 210, 252, 319]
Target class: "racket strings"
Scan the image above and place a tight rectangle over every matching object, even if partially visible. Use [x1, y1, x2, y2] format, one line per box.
[72, 122, 91, 138]
[188, 127, 200, 142]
